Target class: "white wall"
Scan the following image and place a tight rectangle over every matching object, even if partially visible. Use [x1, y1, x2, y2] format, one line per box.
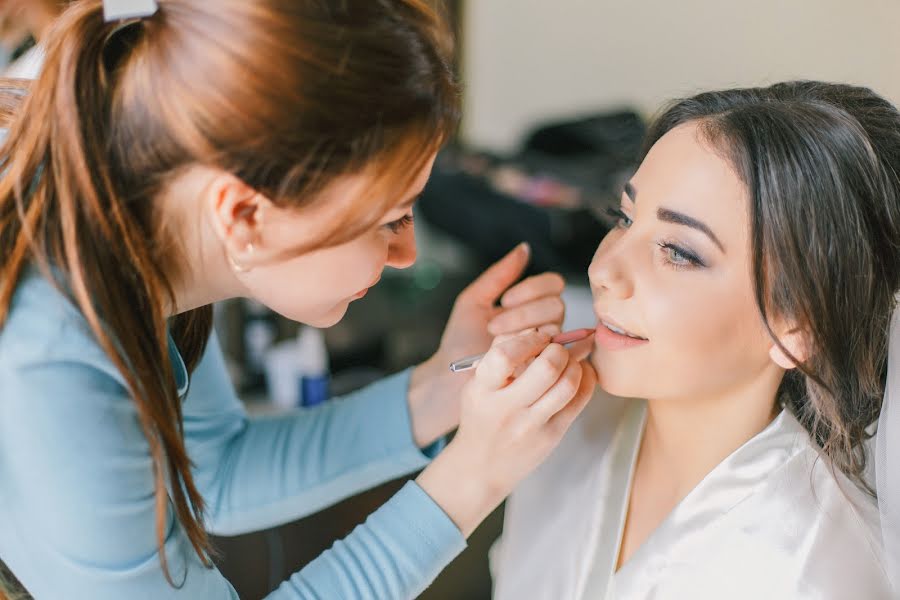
[461, 0, 900, 152]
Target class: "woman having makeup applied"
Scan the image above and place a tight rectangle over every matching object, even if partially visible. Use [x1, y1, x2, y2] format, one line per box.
[0, 1, 597, 598]
[491, 81, 899, 599]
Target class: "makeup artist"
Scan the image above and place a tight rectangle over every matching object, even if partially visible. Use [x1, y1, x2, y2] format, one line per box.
[0, 1, 596, 598]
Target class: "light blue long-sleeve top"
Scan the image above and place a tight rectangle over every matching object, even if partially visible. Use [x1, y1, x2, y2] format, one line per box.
[0, 270, 467, 599]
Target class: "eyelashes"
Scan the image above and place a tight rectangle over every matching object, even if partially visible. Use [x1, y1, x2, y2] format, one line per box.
[606, 207, 633, 229]
[657, 241, 705, 269]
[605, 207, 706, 269]
[385, 213, 414, 234]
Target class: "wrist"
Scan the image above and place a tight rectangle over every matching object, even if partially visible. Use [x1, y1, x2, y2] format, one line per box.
[408, 353, 464, 447]
[415, 441, 504, 538]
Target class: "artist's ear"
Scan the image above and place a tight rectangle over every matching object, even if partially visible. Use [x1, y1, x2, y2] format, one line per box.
[768, 327, 810, 370]
[205, 171, 273, 269]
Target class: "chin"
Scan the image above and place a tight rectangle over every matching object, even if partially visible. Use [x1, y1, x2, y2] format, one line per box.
[594, 376, 635, 399]
[269, 299, 349, 329]
[591, 353, 643, 399]
[304, 303, 350, 328]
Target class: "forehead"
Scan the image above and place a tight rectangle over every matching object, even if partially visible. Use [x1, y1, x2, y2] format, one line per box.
[632, 122, 749, 249]
[308, 151, 437, 213]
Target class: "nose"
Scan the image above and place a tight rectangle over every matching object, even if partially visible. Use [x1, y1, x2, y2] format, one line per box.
[588, 235, 634, 300]
[384, 223, 417, 269]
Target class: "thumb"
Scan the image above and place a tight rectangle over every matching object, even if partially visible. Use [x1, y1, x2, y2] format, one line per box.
[463, 242, 531, 305]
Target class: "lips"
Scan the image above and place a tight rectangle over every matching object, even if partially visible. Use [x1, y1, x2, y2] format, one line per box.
[597, 316, 647, 340]
[594, 314, 649, 351]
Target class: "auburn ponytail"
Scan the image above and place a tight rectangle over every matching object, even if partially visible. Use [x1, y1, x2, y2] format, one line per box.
[0, 2, 214, 585]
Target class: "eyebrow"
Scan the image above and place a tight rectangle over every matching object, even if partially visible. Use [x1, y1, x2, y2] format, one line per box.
[622, 181, 726, 253]
[657, 208, 726, 253]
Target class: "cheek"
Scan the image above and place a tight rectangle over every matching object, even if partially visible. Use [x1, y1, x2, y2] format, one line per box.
[243, 237, 387, 324]
[593, 271, 772, 400]
[652, 281, 771, 397]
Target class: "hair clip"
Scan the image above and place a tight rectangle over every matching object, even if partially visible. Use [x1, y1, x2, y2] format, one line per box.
[103, 0, 159, 22]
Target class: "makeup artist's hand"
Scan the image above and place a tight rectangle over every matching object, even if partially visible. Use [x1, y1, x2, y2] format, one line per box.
[408, 242, 567, 446]
[416, 330, 596, 537]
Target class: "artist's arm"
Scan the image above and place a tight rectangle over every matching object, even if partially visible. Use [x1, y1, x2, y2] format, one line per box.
[182, 334, 445, 534]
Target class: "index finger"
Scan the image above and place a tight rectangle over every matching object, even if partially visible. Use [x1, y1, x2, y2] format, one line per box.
[475, 330, 552, 390]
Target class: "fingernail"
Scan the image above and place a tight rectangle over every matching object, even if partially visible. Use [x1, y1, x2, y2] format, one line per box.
[518, 242, 531, 258]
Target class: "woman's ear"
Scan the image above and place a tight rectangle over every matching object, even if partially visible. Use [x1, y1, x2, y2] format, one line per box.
[205, 172, 271, 269]
[768, 328, 809, 370]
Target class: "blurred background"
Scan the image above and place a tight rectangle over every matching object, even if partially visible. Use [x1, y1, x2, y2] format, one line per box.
[3, 0, 899, 597]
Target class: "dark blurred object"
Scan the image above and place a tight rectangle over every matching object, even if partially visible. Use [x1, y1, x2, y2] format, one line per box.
[419, 109, 645, 278]
[521, 110, 645, 158]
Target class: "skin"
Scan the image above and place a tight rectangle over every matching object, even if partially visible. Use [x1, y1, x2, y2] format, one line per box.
[0, 0, 62, 43]
[587, 123, 806, 568]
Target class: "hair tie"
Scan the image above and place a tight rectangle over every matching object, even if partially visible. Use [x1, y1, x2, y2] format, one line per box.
[103, 0, 159, 22]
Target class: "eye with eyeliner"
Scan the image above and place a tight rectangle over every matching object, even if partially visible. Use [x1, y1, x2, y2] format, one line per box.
[605, 207, 706, 269]
[606, 206, 633, 229]
[657, 240, 706, 269]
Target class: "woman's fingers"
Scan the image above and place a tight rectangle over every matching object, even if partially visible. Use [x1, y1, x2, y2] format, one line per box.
[537, 323, 562, 337]
[567, 336, 593, 362]
[489, 326, 561, 382]
[546, 361, 597, 432]
[499, 272, 565, 308]
[476, 330, 551, 390]
[526, 357, 584, 422]
[488, 295, 565, 336]
[500, 342, 569, 404]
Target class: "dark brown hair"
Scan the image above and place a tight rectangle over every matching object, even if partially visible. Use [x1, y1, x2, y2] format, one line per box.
[0, 0, 459, 590]
[643, 81, 900, 493]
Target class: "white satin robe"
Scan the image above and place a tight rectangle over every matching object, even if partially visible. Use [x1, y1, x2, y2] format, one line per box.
[490, 391, 894, 599]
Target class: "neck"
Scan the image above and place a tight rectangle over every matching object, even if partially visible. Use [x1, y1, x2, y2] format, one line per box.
[637, 368, 784, 502]
[164, 169, 246, 316]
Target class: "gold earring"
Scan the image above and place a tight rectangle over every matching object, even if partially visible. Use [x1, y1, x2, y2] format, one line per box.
[228, 242, 254, 274]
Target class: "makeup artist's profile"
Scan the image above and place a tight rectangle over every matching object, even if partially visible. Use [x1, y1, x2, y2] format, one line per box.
[0, 0, 596, 598]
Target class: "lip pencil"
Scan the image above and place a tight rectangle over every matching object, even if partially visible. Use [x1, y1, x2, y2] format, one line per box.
[449, 328, 596, 373]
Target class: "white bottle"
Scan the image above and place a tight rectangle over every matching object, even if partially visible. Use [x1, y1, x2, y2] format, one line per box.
[296, 326, 330, 407]
[244, 300, 277, 387]
[264, 341, 301, 409]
